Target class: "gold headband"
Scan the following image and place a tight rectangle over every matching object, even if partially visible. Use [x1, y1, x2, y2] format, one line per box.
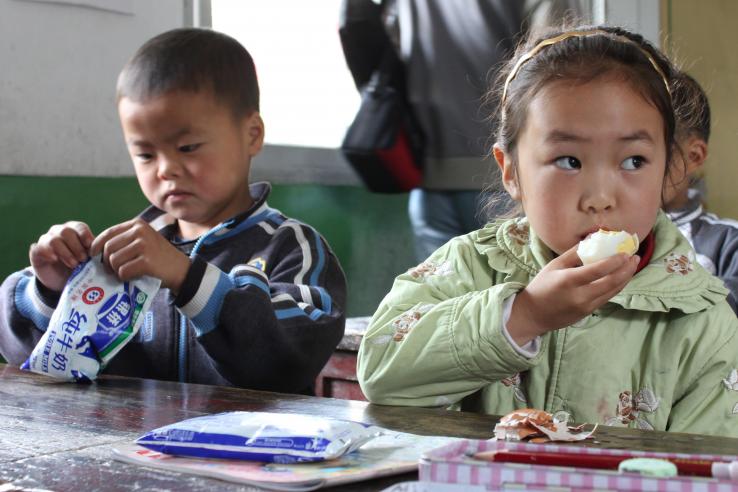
[501, 29, 671, 106]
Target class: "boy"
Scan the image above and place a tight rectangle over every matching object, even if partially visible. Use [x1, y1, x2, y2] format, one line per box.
[664, 70, 738, 311]
[0, 28, 347, 394]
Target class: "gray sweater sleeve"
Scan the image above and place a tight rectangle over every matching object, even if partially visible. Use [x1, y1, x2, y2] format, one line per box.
[0, 269, 60, 365]
[714, 228, 738, 313]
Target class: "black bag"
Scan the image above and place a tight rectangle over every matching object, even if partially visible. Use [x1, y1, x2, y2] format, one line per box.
[341, 48, 424, 193]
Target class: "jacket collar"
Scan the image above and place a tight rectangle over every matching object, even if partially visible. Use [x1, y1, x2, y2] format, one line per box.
[139, 182, 273, 245]
[666, 188, 704, 226]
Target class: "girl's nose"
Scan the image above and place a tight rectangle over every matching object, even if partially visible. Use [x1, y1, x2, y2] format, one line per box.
[583, 191, 614, 213]
[581, 172, 616, 213]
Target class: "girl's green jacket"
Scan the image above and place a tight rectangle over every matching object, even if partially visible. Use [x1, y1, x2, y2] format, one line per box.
[358, 212, 738, 436]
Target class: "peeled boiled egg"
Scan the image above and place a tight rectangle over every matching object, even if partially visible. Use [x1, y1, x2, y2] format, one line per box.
[577, 229, 639, 265]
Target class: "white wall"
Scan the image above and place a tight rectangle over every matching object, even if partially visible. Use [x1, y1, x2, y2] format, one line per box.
[0, 0, 185, 176]
[0, 0, 660, 184]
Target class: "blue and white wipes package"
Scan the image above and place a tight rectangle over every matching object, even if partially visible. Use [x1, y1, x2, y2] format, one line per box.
[21, 255, 160, 382]
[136, 412, 384, 463]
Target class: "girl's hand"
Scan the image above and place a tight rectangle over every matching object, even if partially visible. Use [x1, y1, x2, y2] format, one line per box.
[89, 218, 190, 294]
[29, 221, 95, 292]
[506, 244, 639, 346]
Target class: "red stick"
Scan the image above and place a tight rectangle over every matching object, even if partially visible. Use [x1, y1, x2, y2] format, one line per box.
[475, 450, 723, 477]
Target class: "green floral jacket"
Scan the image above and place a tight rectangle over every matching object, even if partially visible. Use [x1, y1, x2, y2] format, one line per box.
[358, 212, 738, 436]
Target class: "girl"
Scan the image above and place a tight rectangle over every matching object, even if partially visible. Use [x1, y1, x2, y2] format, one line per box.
[357, 25, 738, 436]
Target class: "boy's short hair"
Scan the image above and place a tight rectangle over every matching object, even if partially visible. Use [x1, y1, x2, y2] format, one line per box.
[117, 28, 259, 118]
[671, 71, 710, 143]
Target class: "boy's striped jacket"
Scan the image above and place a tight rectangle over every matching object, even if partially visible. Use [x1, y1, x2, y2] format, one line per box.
[0, 183, 346, 394]
[667, 191, 738, 313]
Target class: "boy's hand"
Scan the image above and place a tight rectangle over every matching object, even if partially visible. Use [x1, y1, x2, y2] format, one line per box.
[30, 221, 95, 292]
[90, 218, 190, 294]
[506, 244, 639, 346]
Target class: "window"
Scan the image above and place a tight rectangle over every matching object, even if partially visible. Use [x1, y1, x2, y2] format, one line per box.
[212, 1, 360, 149]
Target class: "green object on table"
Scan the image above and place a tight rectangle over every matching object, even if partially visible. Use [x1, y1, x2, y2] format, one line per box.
[618, 458, 678, 477]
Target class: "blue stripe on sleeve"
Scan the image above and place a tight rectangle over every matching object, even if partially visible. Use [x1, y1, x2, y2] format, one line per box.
[205, 210, 286, 245]
[217, 223, 333, 323]
[309, 230, 326, 286]
[307, 230, 332, 314]
[189, 271, 235, 337]
[276, 307, 309, 320]
[14, 276, 50, 332]
[276, 306, 326, 321]
[314, 286, 332, 313]
[231, 275, 270, 295]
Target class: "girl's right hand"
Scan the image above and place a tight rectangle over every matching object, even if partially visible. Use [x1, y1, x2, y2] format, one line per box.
[29, 221, 95, 292]
[506, 244, 639, 346]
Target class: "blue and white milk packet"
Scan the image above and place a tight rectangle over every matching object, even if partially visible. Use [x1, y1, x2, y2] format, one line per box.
[136, 411, 384, 463]
[22, 255, 160, 382]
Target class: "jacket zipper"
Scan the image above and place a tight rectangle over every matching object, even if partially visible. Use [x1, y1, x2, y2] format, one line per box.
[176, 220, 233, 382]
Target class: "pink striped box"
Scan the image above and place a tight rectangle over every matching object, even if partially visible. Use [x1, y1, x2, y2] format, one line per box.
[419, 439, 738, 491]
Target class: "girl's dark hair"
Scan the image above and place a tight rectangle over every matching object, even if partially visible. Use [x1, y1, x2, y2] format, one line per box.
[482, 25, 677, 220]
[117, 28, 259, 118]
[671, 71, 710, 142]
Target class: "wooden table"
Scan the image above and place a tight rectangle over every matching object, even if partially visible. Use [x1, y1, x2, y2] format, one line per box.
[2, 363, 738, 491]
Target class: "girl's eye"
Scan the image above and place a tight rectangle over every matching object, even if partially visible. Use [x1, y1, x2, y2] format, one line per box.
[179, 143, 201, 153]
[553, 156, 581, 170]
[621, 156, 645, 170]
[136, 153, 153, 162]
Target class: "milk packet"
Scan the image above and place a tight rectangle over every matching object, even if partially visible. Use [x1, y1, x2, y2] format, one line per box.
[136, 411, 384, 463]
[21, 255, 160, 382]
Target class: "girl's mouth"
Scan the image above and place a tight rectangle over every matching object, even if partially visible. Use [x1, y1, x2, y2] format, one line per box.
[580, 224, 620, 241]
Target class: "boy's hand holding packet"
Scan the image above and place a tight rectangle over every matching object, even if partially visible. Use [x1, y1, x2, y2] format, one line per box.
[90, 217, 190, 294]
[30, 218, 189, 295]
[21, 219, 193, 381]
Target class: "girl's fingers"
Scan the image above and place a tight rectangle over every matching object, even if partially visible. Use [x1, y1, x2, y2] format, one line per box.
[551, 243, 583, 269]
[582, 255, 639, 301]
[589, 283, 631, 311]
[568, 253, 634, 285]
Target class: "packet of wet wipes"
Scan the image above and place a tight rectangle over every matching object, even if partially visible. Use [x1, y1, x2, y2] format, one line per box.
[21, 255, 160, 382]
[136, 411, 384, 463]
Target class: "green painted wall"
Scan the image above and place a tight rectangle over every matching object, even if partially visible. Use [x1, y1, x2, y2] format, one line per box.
[0, 176, 415, 317]
[268, 184, 416, 316]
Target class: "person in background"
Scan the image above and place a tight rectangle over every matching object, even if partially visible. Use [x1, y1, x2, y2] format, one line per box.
[340, 0, 589, 261]
[358, 25, 738, 436]
[0, 28, 347, 394]
[663, 70, 738, 312]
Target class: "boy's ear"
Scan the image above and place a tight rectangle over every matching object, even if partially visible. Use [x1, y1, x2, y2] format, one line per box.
[243, 112, 265, 156]
[493, 144, 521, 201]
[684, 136, 708, 175]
